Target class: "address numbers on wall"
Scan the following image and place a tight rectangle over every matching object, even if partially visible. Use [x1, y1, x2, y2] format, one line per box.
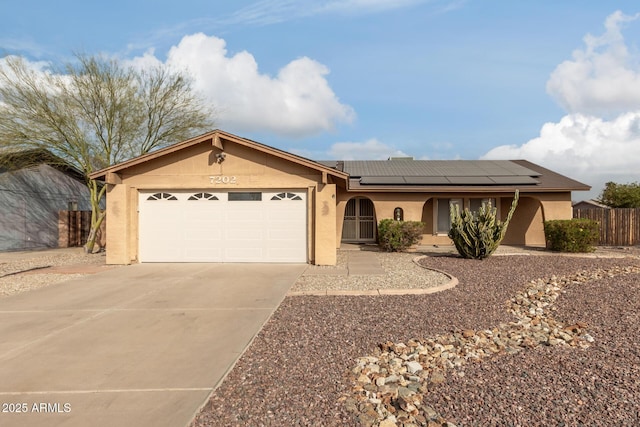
[209, 175, 237, 185]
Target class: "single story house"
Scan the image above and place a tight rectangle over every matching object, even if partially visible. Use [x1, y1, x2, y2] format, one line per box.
[0, 149, 93, 251]
[90, 130, 589, 265]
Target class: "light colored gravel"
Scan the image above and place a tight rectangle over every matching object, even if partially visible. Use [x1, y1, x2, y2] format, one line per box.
[0, 249, 105, 297]
[291, 251, 452, 292]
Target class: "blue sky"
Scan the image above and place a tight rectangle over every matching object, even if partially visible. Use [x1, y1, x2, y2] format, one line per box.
[2, 0, 640, 199]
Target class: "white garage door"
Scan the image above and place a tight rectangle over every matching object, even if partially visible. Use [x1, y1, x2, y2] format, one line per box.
[139, 190, 307, 263]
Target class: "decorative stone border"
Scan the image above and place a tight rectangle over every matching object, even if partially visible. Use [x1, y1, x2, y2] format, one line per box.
[341, 265, 640, 427]
[287, 256, 458, 297]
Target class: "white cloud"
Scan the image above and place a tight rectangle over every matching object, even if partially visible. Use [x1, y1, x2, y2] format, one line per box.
[225, 0, 427, 26]
[4, 34, 354, 139]
[482, 112, 640, 196]
[546, 11, 640, 116]
[290, 138, 408, 160]
[140, 33, 355, 137]
[484, 11, 640, 199]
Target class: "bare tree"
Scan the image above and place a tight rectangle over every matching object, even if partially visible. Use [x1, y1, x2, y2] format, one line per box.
[0, 54, 215, 252]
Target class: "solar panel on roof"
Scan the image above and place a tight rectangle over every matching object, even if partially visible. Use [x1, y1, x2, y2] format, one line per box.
[341, 160, 542, 179]
[489, 176, 540, 184]
[446, 176, 495, 184]
[360, 176, 407, 184]
[403, 176, 450, 184]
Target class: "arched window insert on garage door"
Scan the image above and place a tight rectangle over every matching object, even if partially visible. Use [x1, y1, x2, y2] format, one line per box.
[147, 192, 177, 201]
[188, 192, 219, 200]
[271, 192, 302, 201]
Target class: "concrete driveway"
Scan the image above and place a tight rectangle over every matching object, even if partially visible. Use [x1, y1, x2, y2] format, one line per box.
[0, 263, 306, 427]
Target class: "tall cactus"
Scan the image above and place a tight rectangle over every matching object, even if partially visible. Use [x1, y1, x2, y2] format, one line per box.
[448, 191, 519, 259]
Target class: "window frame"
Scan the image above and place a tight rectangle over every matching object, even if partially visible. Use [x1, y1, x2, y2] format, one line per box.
[433, 197, 501, 235]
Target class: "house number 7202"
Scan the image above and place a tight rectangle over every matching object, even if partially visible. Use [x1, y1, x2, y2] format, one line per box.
[209, 175, 237, 184]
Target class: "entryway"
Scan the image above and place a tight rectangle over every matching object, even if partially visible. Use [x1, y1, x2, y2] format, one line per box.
[341, 197, 376, 242]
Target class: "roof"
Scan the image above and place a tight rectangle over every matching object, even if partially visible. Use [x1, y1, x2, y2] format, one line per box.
[89, 130, 350, 182]
[0, 149, 85, 183]
[322, 158, 589, 193]
[572, 199, 609, 208]
[89, 130, 589, 193]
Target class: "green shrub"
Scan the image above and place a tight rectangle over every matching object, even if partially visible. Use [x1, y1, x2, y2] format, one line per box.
[543, 219, 599, 252]
[448, 191, 519, 260]
[378, 219, 424, 252]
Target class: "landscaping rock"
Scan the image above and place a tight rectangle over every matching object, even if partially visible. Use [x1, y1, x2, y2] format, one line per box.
[343, 265, 640, 426]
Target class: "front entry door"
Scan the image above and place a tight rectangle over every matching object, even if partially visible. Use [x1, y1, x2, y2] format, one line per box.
[342, 198, 375, 242]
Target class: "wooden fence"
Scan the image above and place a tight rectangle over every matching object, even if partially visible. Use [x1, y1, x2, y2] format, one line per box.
[58, 211, 105, 248]
[573, 208, 640, 246]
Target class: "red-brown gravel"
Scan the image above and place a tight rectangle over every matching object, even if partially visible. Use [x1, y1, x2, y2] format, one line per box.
[191, 255, 640, 427]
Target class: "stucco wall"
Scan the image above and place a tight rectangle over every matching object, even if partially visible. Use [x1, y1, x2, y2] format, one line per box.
[334, 190, 575, 247]
[314, 184, 337, 265]
[105, 183, 130, 264]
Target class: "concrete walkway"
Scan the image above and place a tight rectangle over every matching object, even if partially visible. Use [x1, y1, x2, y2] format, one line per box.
[304, 244, 386, 276]
[346, 250, 386, 275]
[0, 263, 306, 427]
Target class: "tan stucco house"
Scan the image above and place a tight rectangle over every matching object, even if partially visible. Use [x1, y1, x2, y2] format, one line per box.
[90, 130, 589, 265]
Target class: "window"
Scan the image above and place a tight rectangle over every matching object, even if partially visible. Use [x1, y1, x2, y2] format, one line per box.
[470, 198, 496, 213]
[436, 198, 462, 233]
[188, 192, 219, 201]
[435, 198, 501, 234]
[228, 192, 262, 201]
[147, 192, 177, 201]
[393, 207, 404, 221]
[271, 192, 302, 201]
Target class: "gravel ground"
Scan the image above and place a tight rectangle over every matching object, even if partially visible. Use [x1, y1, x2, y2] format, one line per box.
[0, 249, 105, 297]
[192, 253, 640, 427]
[430, 268, 640, 426]
[292, 252, 451, 293]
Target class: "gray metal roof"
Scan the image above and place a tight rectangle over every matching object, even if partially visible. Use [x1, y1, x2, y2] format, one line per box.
[343, 159, 540, 177]
[340, 160, 542, 186]
[316, 158, 590, 191]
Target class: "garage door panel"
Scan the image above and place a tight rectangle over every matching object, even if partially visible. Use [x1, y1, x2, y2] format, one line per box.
[225, 247, 263, 262]
[184, 247, 223, 262]
[266, 249, 300, 262]
[187, 210, 222, 221]
[139, 190, 306, 263]
[184, 228, 223, 241]
[226, 209, 261, 221]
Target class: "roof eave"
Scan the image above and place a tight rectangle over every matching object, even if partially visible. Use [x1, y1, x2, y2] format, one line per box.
[89, 130, 349, 181]
[345, 184, 591, 193]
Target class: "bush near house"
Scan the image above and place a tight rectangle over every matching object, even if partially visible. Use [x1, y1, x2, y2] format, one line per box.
[544, 219, 599, 252]
[378, 219, 424, 252]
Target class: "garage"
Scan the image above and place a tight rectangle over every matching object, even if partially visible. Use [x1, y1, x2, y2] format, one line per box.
[138, 190, 307, 263]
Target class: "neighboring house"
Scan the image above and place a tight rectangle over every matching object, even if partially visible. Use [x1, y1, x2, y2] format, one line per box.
[90, 130, 590, 266]
[0, 150, 92, 251]
[572, 199, 610, 210]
